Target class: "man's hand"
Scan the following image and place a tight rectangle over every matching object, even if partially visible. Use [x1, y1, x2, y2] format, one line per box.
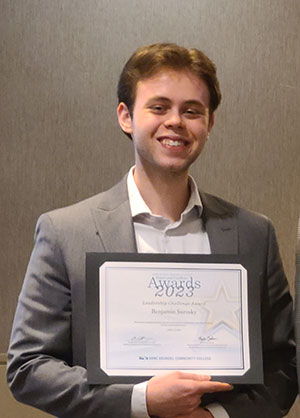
[146, 371, 232, 418]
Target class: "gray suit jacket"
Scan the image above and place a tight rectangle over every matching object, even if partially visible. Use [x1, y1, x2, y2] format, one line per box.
[7, 175, 297, 417]
[295, 217, 300, 388]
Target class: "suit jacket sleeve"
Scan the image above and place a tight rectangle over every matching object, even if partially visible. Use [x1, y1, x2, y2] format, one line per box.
[202, 218, 297, 417]
[7, 214, 133, 418]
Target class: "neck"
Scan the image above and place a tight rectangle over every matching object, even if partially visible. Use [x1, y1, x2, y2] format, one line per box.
[133, 165, 190, 222]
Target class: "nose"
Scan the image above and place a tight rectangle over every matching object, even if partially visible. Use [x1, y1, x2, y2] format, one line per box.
[164, 110, 184, 129]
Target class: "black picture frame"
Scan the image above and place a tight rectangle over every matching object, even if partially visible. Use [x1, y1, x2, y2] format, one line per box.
[86, 252, 263, 385]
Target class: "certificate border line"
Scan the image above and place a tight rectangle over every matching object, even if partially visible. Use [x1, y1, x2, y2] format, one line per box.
[99, 262, 249, 376]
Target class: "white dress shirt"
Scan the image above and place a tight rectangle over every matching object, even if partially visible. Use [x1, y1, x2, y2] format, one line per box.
[127, 168, 230, 418]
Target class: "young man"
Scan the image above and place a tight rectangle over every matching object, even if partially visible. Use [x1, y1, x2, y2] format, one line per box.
[7, 43, 297, 418]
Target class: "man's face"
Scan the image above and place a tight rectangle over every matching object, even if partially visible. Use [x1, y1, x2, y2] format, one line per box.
[118, 69, 214, 177]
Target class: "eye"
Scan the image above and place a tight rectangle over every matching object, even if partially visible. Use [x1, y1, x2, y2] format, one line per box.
[150, 104, 166, 113]
[183, 107, 206, 119]
[185, 108, 198, 114]
[184, 108, 201, 118]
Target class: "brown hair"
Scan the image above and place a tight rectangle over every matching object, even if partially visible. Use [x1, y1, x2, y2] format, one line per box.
[117, 43, 222, 116]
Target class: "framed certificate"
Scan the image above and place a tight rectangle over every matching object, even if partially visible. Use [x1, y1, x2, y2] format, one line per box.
[86, 253, 263, 385]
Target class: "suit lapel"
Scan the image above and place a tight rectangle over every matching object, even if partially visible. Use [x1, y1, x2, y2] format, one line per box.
[90, 178, 238, 255]
[205, 215, 238, 254]
[91, 176, 137, 253]
[200, 191, 238, 255]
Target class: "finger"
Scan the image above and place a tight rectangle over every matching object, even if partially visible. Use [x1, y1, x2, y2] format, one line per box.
[176, 372, 212, 382]
[195, 381, 233, 394]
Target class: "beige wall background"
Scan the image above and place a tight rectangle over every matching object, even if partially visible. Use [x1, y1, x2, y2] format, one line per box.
[1, 0, 299, 416]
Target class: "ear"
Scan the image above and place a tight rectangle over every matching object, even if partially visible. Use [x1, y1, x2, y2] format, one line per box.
[117, 102, 133, 135]
[208, 112, 215, 133]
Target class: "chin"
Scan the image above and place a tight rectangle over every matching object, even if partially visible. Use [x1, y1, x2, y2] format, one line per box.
[159, 163, 191, 176]
[161, 157, 198, 174]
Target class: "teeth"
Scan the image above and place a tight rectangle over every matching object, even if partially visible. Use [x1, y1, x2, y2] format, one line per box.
[161, 139, 182, 147]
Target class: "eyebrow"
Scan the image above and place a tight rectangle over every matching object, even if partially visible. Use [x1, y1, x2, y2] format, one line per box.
[145, 96, 171, 105]
[145, 96, 206, 108]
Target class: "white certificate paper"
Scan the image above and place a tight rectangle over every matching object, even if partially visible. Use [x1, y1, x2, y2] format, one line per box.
[99, 261, 249, 377]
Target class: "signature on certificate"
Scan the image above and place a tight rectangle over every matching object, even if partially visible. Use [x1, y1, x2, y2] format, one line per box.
[198, 335, 217, 343]
[126, 336, 155, 345]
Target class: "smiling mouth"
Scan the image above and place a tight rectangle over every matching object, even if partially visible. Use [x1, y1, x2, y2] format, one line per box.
[158, 137, 188, 147]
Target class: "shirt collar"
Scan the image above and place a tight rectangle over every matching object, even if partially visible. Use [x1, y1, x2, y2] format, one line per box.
[127, 166, 203, 219]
